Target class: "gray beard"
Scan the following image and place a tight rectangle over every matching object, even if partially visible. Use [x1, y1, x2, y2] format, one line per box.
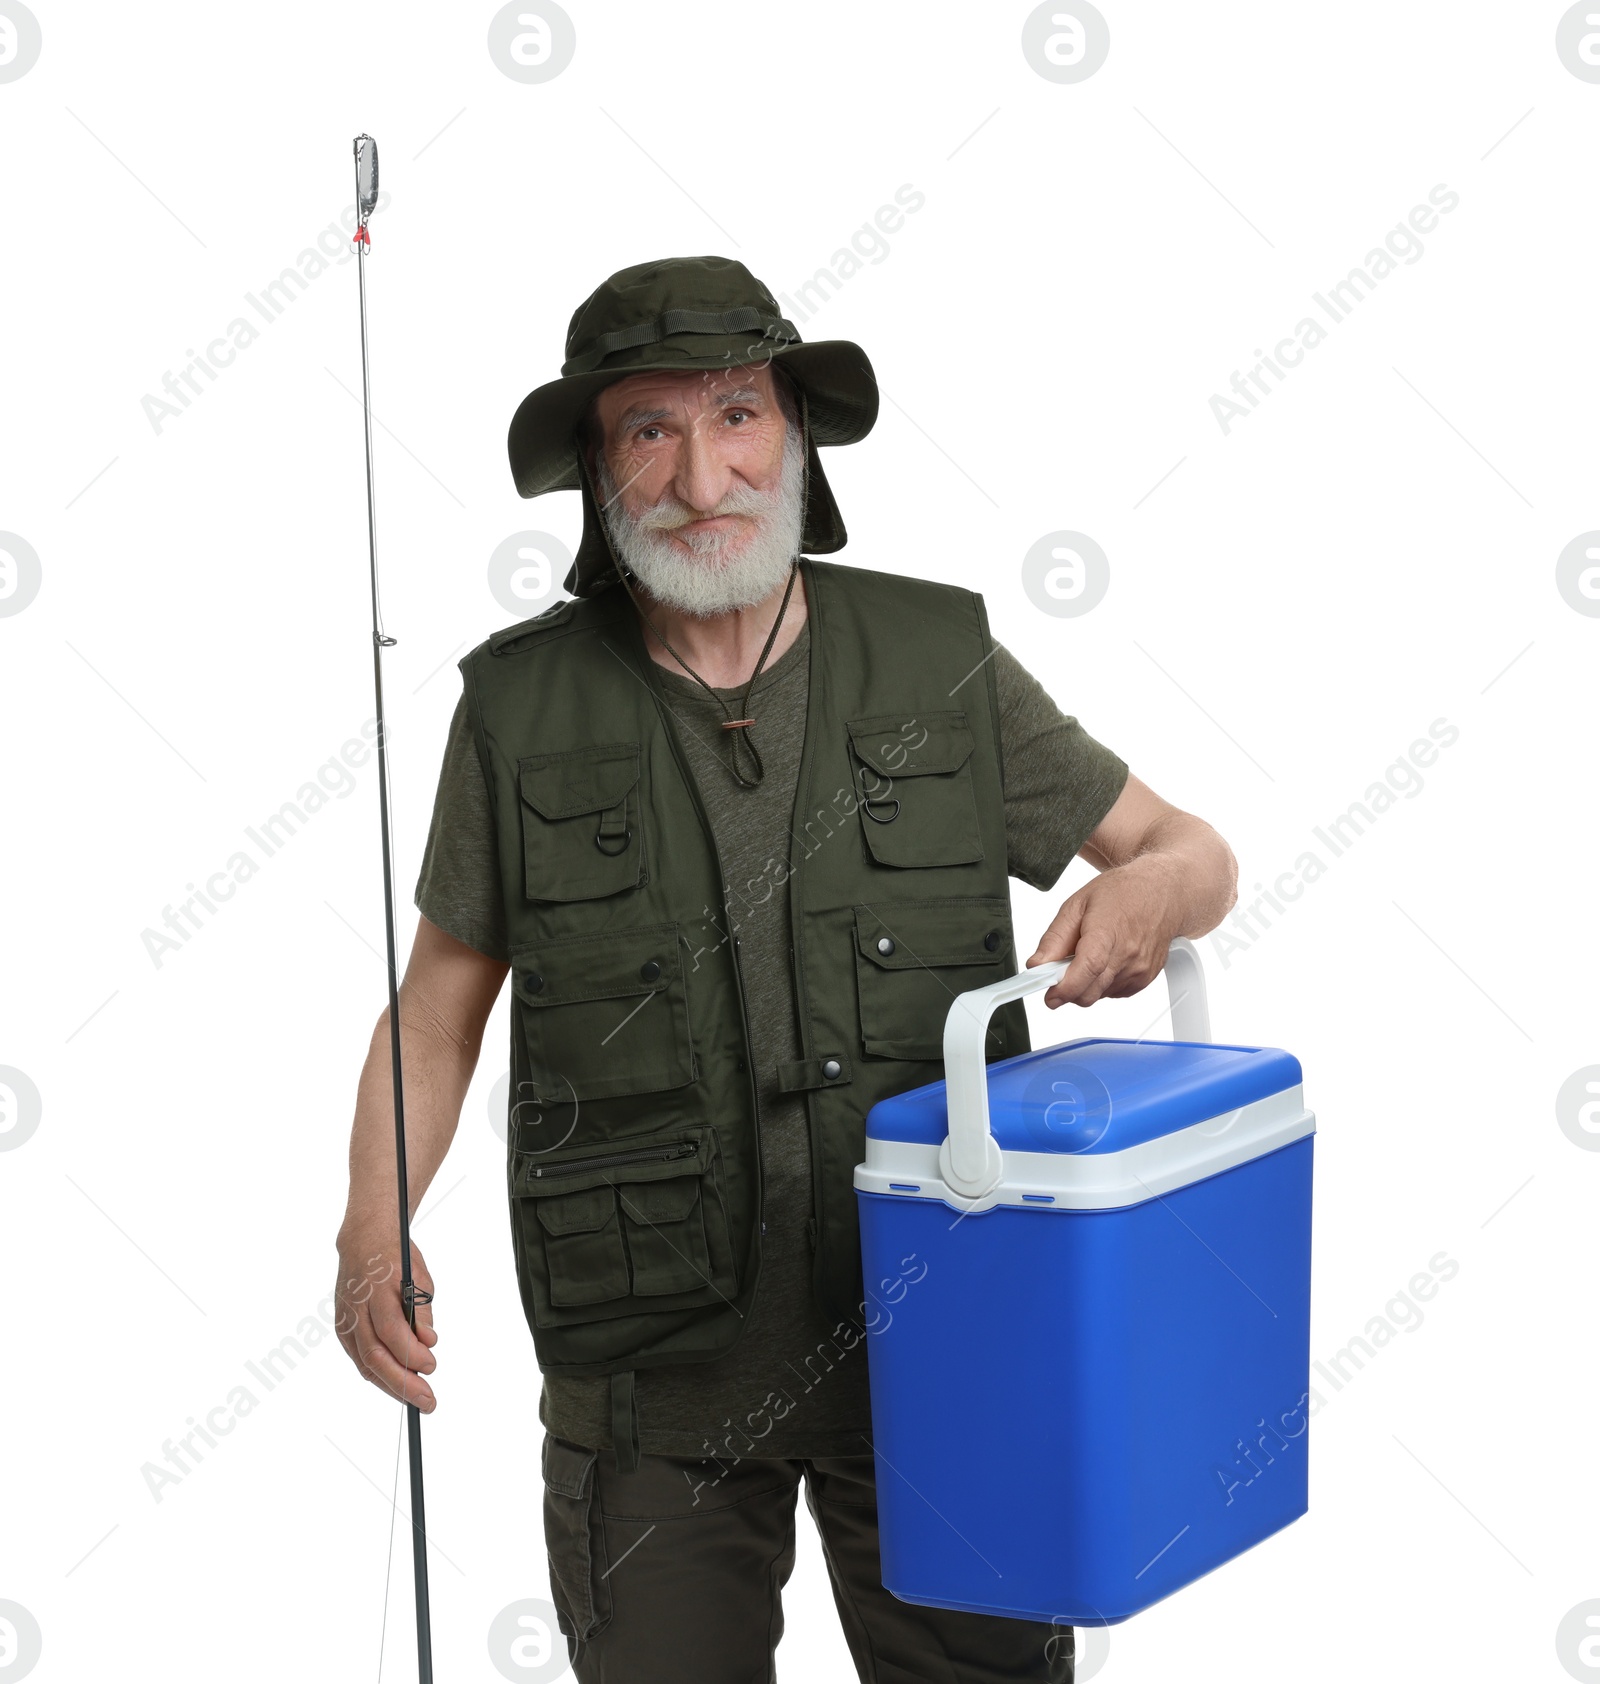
[594, 422, 804, 618]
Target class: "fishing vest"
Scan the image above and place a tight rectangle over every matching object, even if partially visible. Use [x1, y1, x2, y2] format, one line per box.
[460, 558, 1030, 1463]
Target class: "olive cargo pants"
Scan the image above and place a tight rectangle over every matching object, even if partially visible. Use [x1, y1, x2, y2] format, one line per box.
[542, 1432, 1075, 1682]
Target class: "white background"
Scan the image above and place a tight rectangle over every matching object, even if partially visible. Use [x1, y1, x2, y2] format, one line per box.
[1, 2, 1595, 1680]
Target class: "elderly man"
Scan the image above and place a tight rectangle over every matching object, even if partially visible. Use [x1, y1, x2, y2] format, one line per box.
[335, 256, 1236, 1683]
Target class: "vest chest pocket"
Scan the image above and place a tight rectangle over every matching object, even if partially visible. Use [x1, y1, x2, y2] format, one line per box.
[513, 1129, 733, 1328]
[846, 711, 984, 869]
[519, 743, 645, 902]
[853, 898, 1013, 1061]
[509, 921, 694, 1103]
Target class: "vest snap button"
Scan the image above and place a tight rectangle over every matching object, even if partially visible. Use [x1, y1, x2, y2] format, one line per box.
[822, 1058, 842, 1080]
[983, 930, 1000, 952]
[524, 971, 545, 994]
[640, 959, 662, 982]
[876, 936, 895, 956]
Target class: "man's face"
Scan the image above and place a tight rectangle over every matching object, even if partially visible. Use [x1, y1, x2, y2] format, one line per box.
[588, 363, 806, 617]
[592, 363, 788, 544]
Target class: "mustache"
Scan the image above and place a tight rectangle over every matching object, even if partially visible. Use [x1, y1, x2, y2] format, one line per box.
[629, 477, 779, 533]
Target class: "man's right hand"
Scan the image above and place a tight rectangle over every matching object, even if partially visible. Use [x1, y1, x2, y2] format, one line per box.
[334, 1228, 439, 1413]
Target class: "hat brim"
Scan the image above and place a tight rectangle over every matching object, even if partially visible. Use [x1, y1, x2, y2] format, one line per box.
[507, 338, 878, 499]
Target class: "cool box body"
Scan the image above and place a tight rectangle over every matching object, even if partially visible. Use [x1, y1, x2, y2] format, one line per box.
[853, 943, 1314, 1625]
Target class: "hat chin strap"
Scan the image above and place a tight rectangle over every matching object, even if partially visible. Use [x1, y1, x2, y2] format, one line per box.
[575, 440, 634, 592]
[798, 385, 813, 546]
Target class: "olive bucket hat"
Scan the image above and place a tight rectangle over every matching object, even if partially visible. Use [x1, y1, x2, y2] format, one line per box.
[506, 254, 879, 597]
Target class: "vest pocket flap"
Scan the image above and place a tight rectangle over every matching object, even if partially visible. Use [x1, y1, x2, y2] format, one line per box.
[618, 1176, 701, 1226]
[534, 1185, 618, 1236]
[855, 899, 1009, 970]
[519, 743, 641, 820]
[512, 922, 681, 1008]
[854, 899, 1016, 1061]
[847, 711, 974, 779]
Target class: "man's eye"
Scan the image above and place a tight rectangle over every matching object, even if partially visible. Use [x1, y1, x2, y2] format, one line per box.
[725, 410, 749, 424]
[637, 426, 663, 441]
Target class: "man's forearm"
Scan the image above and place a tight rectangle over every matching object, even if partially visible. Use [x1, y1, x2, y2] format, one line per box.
[1118, 809, 1238, 940]
[338, 990, 480, 1241]
[334, 918, 505, 1408]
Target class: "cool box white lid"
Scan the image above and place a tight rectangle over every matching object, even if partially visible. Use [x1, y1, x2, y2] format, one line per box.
[853, 942, 1315, 1214]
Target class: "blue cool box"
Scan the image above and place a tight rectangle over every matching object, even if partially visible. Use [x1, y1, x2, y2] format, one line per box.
[853, 944, 1315, 1626]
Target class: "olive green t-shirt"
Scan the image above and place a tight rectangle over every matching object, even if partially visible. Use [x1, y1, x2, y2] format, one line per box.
[415, 615, 1127, 1460]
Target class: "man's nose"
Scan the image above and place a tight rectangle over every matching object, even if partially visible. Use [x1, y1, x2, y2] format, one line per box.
[674, 417, 734, 513]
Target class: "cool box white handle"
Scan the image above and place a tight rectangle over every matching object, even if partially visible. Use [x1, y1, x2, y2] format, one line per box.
[937, 936, 1212, 1200]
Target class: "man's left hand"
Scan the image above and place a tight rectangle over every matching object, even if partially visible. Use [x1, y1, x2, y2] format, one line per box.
[1024, 773, 1238, 1010]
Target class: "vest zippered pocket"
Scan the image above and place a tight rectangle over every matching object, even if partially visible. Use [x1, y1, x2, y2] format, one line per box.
[510, 1128, 737, 1330]
[527, 1142, 696, 1180]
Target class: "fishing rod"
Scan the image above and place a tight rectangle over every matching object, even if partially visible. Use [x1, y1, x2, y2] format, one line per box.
[350, 131, 435, 1684]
